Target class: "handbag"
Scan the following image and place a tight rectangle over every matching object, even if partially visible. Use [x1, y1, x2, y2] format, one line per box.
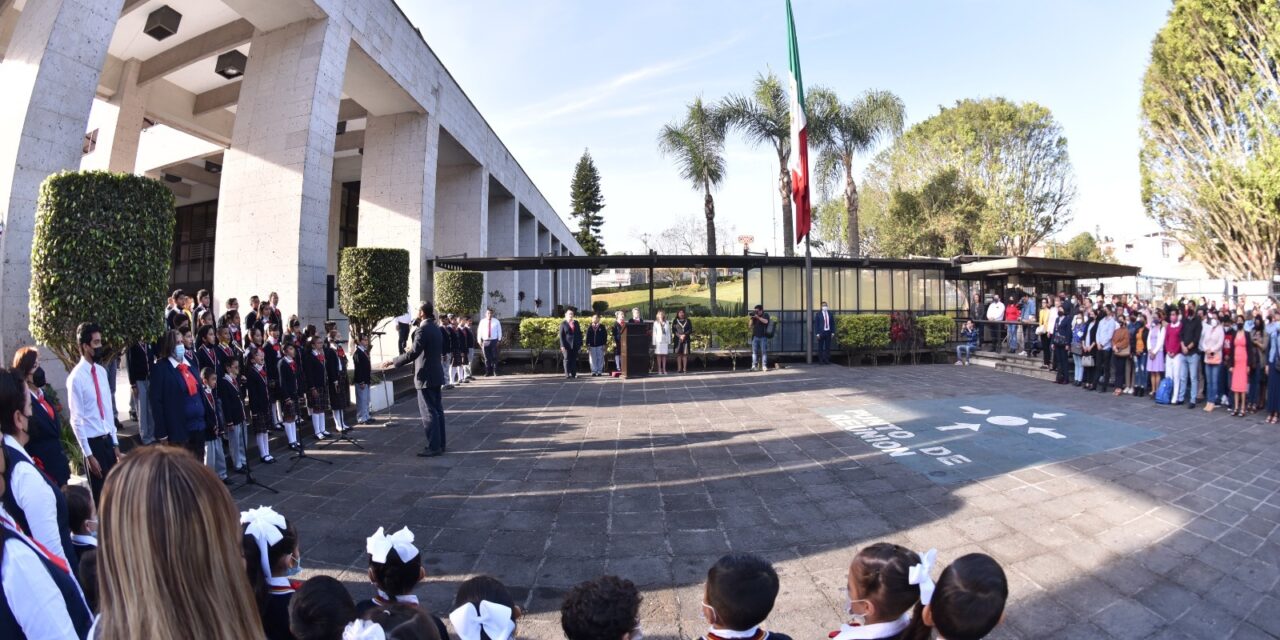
[1205, 350, 1222, 365]
[1115, 347, 1130, 358]
[1071, 343, 1082, 355]
[1082, 354, 1095, 367]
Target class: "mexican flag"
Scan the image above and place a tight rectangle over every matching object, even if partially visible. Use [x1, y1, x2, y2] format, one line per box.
[786, 0, 811, 244]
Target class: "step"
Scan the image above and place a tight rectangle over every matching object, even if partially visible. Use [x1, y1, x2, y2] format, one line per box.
[969, 351, 1059, 382]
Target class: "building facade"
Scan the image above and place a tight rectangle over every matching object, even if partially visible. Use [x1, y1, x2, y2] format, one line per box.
[0, 0, 589, 359]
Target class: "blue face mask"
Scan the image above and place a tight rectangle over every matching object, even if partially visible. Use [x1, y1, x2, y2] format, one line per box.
[174, 344, 186, 361]
[283, 553, 302, 577]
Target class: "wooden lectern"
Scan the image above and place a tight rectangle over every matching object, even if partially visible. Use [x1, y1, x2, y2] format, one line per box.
[621, 321, 652, 379]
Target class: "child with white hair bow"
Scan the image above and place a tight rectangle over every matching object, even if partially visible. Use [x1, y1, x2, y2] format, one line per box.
[354, 526, 450, 640]
[240, 505, 301, 640]
[450, 575, 521, 640]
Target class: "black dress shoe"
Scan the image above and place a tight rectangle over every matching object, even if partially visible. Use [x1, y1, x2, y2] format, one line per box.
[1188, 403, 1197, 409]
[416, 449, 443, 458]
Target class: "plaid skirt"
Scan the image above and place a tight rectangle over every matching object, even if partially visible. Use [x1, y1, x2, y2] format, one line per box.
[329, 378, 349, 410]
[308, 386, 330, 413]
[250, 410, 273, 434]
[450, 351, 465, 367]
[280, 398, 298, 423]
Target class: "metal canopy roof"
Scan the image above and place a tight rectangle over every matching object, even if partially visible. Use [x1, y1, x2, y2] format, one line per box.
[434, 254, 955, 272]
[956, 256, 1141, 279]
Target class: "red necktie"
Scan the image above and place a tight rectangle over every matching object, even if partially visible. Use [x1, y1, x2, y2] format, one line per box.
[90, 366, 105, 419]
[35, 392, 55, 419]
[177, 363, 198, 395]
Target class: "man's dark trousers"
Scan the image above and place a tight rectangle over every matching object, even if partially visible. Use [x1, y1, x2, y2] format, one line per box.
[397, 322, 410, 354]
[417, 386, 445, 452]
[1095, 350, 1113, 391]
[817, 334, 832, 364]
[482, 340, 498, 375]
[87, 435, 117, 505]
[563, 349, 579, 377]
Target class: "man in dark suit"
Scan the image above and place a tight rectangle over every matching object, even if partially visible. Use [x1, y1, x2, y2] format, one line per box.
[384, 303, 446, 457]
[814, 301, 835, 365]
[559, 309, 583, 379]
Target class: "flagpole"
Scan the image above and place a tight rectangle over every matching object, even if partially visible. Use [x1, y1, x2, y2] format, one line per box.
[804, 236, 813, 364]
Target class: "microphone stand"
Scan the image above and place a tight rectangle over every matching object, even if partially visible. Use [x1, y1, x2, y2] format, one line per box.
[232, 421, 278, 494]
[286, 438, 332, 473]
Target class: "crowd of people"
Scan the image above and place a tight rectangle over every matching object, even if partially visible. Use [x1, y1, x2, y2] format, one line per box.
[2, 441, 1010, 640]
[960, 291, 1280, 423]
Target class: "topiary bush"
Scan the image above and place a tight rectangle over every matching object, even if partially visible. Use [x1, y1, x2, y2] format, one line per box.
[435, 270, 484, 317]
[30, 171, 175, 369]
[837, 314, 891, 351]
[518, 317, 561, 369]
[919, 314, 956, 348]
[339, 247, 409, 341]
[592, 300, 608, 314]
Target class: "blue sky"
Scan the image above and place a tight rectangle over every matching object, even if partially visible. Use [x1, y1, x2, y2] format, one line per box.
[401, 0, 1172, 256]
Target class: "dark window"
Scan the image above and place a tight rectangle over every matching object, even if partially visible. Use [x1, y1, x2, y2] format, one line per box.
[170, 199, 218, 295]
[338, 181, 360, 264]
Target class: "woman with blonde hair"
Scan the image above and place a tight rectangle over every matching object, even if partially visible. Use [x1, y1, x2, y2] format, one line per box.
[652, 309, 671, 375]
[96, 446, 266, 640]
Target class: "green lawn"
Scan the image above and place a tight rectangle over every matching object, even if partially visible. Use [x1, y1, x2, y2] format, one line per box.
[593, 280, 744, 313]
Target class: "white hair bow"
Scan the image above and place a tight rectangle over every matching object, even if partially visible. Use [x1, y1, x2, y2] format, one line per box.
[909, 548, 938, 605]
[366, 526, 419, 564]
[450, 600, 516, 640]
[343, 619, 386, 640]
[240, 506, 287, 578]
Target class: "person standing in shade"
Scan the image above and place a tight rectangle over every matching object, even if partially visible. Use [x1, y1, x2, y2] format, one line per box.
[560, 309, 583, 379]
[383, 303, 446, 457]
[150, 329, 207, 460]
[477, 308, 502, 377]
[353, 334, 375, 425]
[67, 322, 122, 505]
[612, 310, 626, 372]
[1179, 303, 1204, 408]
[127, 337, 154, 444]
[395, 309, 413, 355]
[749, 305, 771, 371]
[814, 301, 835, 365]
[585, 314, 608, 377]
[11, 348, 70, 487]
[673, 309, 693, 373]
[652, 310, 671, 375]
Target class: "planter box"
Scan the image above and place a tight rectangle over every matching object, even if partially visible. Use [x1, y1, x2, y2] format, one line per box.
[351, 381, 397, 412]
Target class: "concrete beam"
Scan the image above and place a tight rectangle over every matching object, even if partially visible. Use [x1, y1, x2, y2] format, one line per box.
[192, 81, 240, 116]
[161, 161, 220, 187]
[338, 98, 367, 122]
[120, 0, 147, 16]
[138, 19, 255, 86]
[160, 179, 192, 199]
[334, 129, 364, 153]
[221, 0, 325, 32]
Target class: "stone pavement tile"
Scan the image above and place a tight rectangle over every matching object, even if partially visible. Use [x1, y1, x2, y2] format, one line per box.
[1133, 581, 1202, 621]
[1044, 622, 1112, 639]
[1007, 596, 1073, 637]
[605, 555, 675, 587]
[611, 511, 664, 533]
[1091, 601, 1164, 640]
[1166, 558, 1225, 594]
[1051, 576, 1122, 617]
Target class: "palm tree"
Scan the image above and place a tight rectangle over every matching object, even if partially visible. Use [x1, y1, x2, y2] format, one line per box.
[808, 88, 906, 256]
[720, 71, 797, 256]
[657, 97, 727, 310]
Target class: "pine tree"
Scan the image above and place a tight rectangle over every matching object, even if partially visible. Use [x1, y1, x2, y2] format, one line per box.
[569, 149, 606, 256]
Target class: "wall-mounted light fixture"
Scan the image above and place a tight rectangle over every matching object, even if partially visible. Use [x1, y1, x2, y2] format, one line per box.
[144, 5, 182, 41]
[215, 50, 248, 80]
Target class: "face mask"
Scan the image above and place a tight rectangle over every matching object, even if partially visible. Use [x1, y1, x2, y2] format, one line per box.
[31, 367, 46, 389]
[821, 306, 829, 311]
[174, 345, 187, 361]
[847, 598, 871, 626]
[86, 519, 99, 537]
[284, 553, 303, 577]
[630, 625, 644, 640]
[92, 346, 106, 362]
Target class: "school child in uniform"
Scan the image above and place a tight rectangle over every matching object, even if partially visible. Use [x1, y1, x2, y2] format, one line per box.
[352, 334, 374, 425]
[325, 330, 351, 433]
[265, 324, 284, 429]
[353, 604, 443, 639]
[0, 506, 93, 638]
[450, 317, 467, 386]
[440, 315, 458, 388]
[830, 543, 933, 640]
[356, 526, 433, 618]
[698, 553, 792, 640]
[220, 356, 249, 472]
[303, 335, 332, 441]
[62, 484, 97, 577]
[560, 575, 642, 640]
[922, 554, 1008, 640]
[200, 366, 229, 482]
[217, 324, 241, 370]
[289, 575, 356, 640]
[196, 325, 219, 373]
[242, 506, 302, 640]
[279, 342, 303, 451]
[461, 315, 477, 382]
[451, 575, 521, 640]
[245, 347, 277, 463]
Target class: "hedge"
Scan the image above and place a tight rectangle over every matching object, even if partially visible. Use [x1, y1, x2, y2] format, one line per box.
[30, 171, 174, 369]
[836, 315, 891, 350]
[918, 314, 956, 348]
[435, 271, 484, 317]
[339, 247, 409, 340]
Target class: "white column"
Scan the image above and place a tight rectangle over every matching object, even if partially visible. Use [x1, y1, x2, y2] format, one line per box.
[106, 58, 149, 173]
[213, 17, 349, 324]
[517, 211, 536, 312]
[0, 0, 124, 358]
[359, 111, 438, 307]
[486, 192, 517, 316]
[537, 224, 550, 312]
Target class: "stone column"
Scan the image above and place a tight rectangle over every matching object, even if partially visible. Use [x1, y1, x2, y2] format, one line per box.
[213, 17, 349, 324]
[0, 0, 124, 358]
[517, 210, 536, 313]
[105, 58, 149, 173]
[433, 164, 487, 259]
[486, 192, 517, 316]
[537, 224, 550, 313]
[358, 111, 438, 308]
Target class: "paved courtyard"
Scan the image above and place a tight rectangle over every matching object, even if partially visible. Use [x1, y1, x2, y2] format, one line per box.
[232, 364, 1280, 639]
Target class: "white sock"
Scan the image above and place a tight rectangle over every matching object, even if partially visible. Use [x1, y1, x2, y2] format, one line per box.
[284, 422, 297, 444]
[257, 433, 270, 457]
[332, 410, 344, 431]
[312, 414, 325, 436]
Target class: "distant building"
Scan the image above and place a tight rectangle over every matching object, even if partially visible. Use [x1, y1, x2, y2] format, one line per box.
[592, 268, 645, 289]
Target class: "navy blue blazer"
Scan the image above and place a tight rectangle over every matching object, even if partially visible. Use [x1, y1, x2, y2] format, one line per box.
[392, 321, 446, 389]
[814, 310, 836, 336]
[559, 320, 583, 351]
[149, 359, 204, 443]
[25, 391, 70, 487]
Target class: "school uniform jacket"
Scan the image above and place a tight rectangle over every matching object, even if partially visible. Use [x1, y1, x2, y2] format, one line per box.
[1, 438, 75, 574]
[149, 358, 205, 444]
[324, 345, 343, 383]
[264, 342, 282, 385]
[278, 358, 301, 399]
[302, 350, 328, 396]
[218, 375, 247, 426]
[196, 344, 219, 374]
[353, 347, 372, 385]
[559, 320, 583, 351]
[0, 516, 93, 640]
[200, 384, 222, 441]
[126, 341, 152, 385]
[585, 323, 608, 348]
[24, 389, 70, 487]
[246, 365, 272, 415]
[262, 576, 300, 640]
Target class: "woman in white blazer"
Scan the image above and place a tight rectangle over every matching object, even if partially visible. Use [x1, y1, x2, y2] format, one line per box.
[652, 310, 671, 375]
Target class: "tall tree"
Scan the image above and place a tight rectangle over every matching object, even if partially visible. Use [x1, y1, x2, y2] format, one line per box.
[808, 88, 906, 256]
[860, 98, 1075, 256]
[720, 71, 797, 256]
[1140, 0, 1280, 279]
[569, 149, 606, 257]
[658, 97, 727, 309]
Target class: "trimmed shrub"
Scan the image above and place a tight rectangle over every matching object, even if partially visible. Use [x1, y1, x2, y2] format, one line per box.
[518, 318, 560, 368]
[435, 270, 484, 317]
[591, 300, 608, 314]
[30, 171, 175, 369]
[836, 314, 891, 351]
[918, 314, 956, 348]
[339, 248, 409, 340]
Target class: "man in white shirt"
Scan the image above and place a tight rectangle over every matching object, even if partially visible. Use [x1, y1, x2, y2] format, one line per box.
[476, 308, 503, 377]
[67, 322, 122, 504]
[984, 295, 1005, 350]
[395, 310, 414, 355]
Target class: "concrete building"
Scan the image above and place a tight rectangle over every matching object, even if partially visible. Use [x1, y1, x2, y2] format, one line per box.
[0, 0, 589, 361]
